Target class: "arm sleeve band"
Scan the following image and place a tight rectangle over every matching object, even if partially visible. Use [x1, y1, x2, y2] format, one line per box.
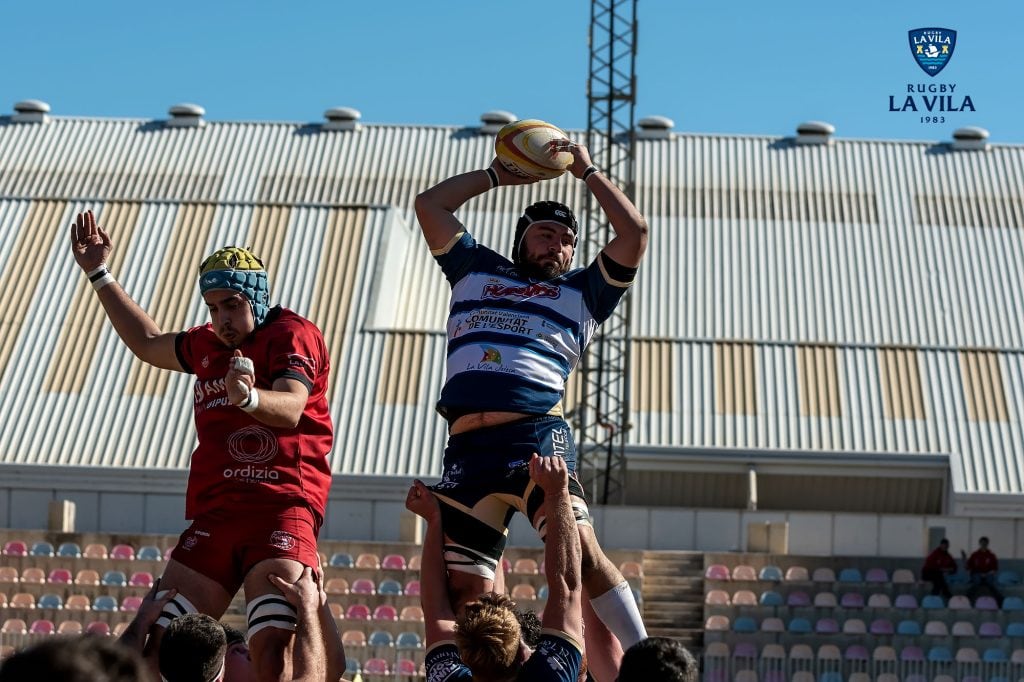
[600, 251, 638, 284]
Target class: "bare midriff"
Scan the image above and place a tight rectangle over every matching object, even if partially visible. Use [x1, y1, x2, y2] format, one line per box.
[449, 411, 533, 435]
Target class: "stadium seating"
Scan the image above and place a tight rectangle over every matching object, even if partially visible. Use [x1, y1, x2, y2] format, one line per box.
[350, 578, 376, 595]
[29, 541, 54, 557]
[399, 606, 423, 622]
[92, 595, 118, 611]
[121, 596, 143, 612]
[760, 617, 784, 633]
[732, 565, 757, 581]
[2, 541, 27, 557]
[998, 569, 1022, 586]
[404, 579, 420, 596]
[759, 590, 783, 607]
[75, 569, 100, 585]
[47, 568, 73, 584]
[952, 621, 976, 637]
[511, 583, 537, 601]
[620, 560, 644, 579]
[1003, 596, 1024, 611]
[37, 593, 63, 610]
[842, 618, 867, 634]
[784, 566, 809, 581]
[837, 567, 862, 583]
[10, 593, 34, 609]
[759, 565, 783, 582]
[867, 593, 892, 608]
[325, 578, 349, 595]
[891, 569, 916, 584]
[812, 567, 836, 583]
[129, 571, 154, 587]
[787, 591, 811, 607]
[396, 658, 419, 676]
[362, 658, 389, 675]
[372, 605, 398, 622]
[381, 554, 407, 570]
[1, 619, 27, 635]
[705, 564, 730, 580]
[329, 552, 354, 568]
[705, 615, 730, 631]
[813, 592, 837, 608]
[57, 620, 83, 635]
[29, 619, 54, 635]
[57, 542, 82, 558]
[110, 544, 135, 561]
[102, 570, 127, 587]
[136, 545, 163, 561]
[345, 604, 371, 620]
[82, 543, 108, 559]
[20, 567, 44, 584]
[65, 595, 91, 611]
[341, 630, 366, 648]
[395, 631, 423, 650]
[979, 621, 1002, 638]
[407, 554, 421, 571]
[85, 621, 110, 635]
[327, 603, 343, 619]
[355, 553, 381, 569]
[367, 630, 393, 647]
[732, 590, 757, 606]
[976, 595, 998, 610]
[513, 558, 539, 575]
[864, 567, 888, 583]
[706, 589, 730, 605]
[377, 578, 403, 595]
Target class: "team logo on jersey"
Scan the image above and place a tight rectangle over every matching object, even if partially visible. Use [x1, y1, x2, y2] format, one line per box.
[480, 347, 503, 364]
[227, 426, 279, 464]
[183, 534, 199, 550]
[909, 27, 956, 76]
[434, 462, 463, 490]
[269, 531, 295, 551]
[287, 353, 316, 375]
[482, 282, 560, 299]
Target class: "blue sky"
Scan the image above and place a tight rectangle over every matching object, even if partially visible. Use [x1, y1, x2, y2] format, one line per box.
[4, 1, 1021, 143]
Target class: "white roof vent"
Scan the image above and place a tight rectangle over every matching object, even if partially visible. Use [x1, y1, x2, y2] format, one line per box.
[480, 110, 517, 135]
[166, 103, 206, 128]
[951, 126, 990, 152]
[12, 99, 50, 124]
[795, 120, 835, 146]
[637, 115, 674, 140]
[324, 107, 362, 132]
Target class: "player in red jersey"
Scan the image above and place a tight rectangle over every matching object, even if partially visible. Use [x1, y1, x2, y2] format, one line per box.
[69, 210, 333, 682]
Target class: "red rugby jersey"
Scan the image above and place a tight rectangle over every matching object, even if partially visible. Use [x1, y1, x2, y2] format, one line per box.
[175, 307, 333, 520]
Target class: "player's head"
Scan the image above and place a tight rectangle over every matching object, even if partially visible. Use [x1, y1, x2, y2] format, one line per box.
[221, 625, 252, 682]
[455, 593, 523, 681]
[616, 637, 698, 682]
[159, 613, 227, 682]
[0, 635, 147, 682]
[512, 201, 578, 279]
[199, 247, 269, 347]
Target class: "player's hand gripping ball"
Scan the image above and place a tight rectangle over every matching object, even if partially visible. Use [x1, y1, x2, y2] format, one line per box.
[494, 119, 573, 180]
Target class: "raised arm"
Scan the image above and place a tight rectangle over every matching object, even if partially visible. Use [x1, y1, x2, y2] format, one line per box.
[69, 210, 183, 371]
[405, 479, 457, 645]
[223, 350, 311, 429]
[531, 453, 584, 644]
[560, 141, 649, 268]
[414, 161, 537, 251]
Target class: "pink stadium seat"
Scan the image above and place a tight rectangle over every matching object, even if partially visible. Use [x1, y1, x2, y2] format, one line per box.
[129, 571, 154, 588]
[731, 565, 757, 581]
[350, 578, 376, 595]
[121, 596, 143, 612]
[47, 568, 73, 584]
[86, 620, 111, 636]
[900, 645, 924, 661]
[815, 618, 839, 634]
[404, 579, 420, 596]
[845, 644, 869, 661]
[786, 590, 811, 607]
[840, 592, 864, 608]
[396, 659, 418, 676]
[864, 567, 889, 582]
[704, 564, 730, 580]
[163, 547, 174, 560]
[869, 618, 895, 635]
[362, 658, 389, 676]
[500, 558, 511, 575]
[345, 604, 371, 620]
[110, 544, 135, 561]
[381, 554, 407, 570]
[372, 604, 398, 622]
[2, 541, 27, 557]
[29, 619, 54, 635]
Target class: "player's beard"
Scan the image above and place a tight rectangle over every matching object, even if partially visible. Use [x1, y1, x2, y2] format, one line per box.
[519, 254, 569, 281]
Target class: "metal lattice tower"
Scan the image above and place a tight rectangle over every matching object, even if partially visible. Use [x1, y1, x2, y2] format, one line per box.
[573, 0, 638, 505]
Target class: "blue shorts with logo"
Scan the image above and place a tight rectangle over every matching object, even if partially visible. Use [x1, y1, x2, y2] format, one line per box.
[430, 415, 590, 580]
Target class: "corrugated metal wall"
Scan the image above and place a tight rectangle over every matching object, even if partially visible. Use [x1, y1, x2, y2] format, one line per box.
[0, 114, 1021, 503]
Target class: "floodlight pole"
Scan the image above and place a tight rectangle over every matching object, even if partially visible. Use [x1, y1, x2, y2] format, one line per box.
[574, 0, 638, 505]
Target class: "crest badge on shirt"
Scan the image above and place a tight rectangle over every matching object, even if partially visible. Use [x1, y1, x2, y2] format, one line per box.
[269, 531, 296, 551]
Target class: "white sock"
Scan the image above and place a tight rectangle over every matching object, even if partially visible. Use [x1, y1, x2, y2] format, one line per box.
[589, 581, 647, 649]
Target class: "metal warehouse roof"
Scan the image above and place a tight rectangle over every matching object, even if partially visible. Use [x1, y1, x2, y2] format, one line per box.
[0, 111, 1022, 512]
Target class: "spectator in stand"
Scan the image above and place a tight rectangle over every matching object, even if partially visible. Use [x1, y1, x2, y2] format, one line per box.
[921, 538, 958, 599]
[964, 536, 1004, 604]
[616, 637, 697, 682]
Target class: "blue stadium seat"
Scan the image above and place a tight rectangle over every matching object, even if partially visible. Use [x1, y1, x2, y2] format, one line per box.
[1006, 622, 1024, 637]
[788, 617, 812, 634]
[759, 590, 784, 607]
[983, 648, 1008, 662]
[897, 620, 922, 636]
[759, 566, 783, 582]
[367, 630, 394, 647]
[733, 616, 757, 633]
[921, 594, 945, 609]
[101, 570, 127, 587]
[377, 579, 403, 596]
[837, 568, 862, 583]
[92, 595, 118, 611]
[29, 541, 54, 557]
[998, 570, 1021, 586]
[1003, 597, 1024, 612]
[137, 545, 163, 561]
[928, 646, 953, 662]
[395, 631, 422, 650]
[329, 552, 354, 568]
[57, 542, 82, 558]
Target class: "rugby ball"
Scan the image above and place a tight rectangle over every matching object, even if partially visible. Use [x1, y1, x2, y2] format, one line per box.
[494, 119, 573, 180]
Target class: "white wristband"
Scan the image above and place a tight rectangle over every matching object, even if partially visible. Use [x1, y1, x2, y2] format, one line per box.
[239, 388, 260, 413]
[87, 265, 115, 291]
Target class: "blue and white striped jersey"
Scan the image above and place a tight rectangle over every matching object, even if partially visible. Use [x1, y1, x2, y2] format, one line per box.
[432, 231, 630, 418]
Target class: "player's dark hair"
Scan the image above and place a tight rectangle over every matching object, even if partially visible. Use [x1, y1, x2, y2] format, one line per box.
[616, 637, 698, 682]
